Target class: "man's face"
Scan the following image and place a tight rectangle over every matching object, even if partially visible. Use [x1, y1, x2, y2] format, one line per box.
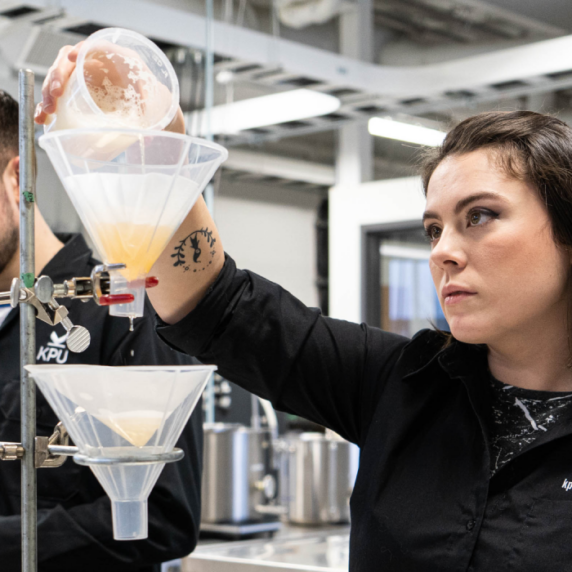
[0, 175, 18, 275]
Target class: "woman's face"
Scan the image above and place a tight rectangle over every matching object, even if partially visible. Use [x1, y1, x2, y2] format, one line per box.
[424, 149, 571, 346]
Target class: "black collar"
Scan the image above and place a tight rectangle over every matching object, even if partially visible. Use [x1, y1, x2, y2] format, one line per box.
[402, 329, 488, 382]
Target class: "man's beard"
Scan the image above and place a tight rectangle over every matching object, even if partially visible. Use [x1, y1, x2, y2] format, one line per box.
[0, 198, 18, 275]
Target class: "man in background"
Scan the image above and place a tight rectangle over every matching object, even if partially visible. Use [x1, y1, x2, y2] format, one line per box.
[0, 90, 202, 571]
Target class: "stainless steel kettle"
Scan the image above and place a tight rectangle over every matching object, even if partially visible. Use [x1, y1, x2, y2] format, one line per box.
[277, 431, 358, 525]
[201, 422, 277, 523]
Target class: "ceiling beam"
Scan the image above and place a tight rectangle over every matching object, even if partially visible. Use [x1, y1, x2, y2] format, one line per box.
[24, 0, 572, 101]
[224, 149, 335, 186]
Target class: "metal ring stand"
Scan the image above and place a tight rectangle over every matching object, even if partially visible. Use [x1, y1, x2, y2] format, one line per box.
[46, 444, 185, 466]
[12, 68, 190, 571]
[74, 449, 185, 466]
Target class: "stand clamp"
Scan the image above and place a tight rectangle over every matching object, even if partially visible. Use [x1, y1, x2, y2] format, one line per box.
[0, 442, 24, 461]
[0, 264, 138, 353]
[0, 423, 71, 468]
[35, 422, 70, 469]
[0, 422, 184, 469]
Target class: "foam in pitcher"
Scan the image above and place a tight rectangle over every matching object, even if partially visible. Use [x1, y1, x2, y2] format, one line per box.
[86, 50, 169, 128]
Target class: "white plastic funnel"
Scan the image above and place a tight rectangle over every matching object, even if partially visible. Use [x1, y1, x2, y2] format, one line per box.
[26, 364, 216, 540]
[39, 129, 228, 319]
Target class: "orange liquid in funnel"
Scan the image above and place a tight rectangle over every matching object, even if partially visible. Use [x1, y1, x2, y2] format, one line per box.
[95, 223, 173, 281]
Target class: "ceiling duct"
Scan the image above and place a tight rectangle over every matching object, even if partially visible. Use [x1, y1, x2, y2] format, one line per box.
[276, 0, 346, 29]
[15, 25, 84, 76]
[0, 5, 39, 18]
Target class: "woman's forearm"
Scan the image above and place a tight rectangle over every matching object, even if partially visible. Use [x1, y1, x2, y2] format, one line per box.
[148, 195, 225, 324]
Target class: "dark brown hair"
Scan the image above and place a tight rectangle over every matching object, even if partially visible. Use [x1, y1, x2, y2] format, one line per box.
[421, 110, 572, 249]
[0, 90, 19, 172]
[420, 110, 572, 353]
[0, 89, 37, 179]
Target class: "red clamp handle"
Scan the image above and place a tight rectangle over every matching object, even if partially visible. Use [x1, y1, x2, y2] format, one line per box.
[145, 277, 159, 289]
[99, 294, 135, 306]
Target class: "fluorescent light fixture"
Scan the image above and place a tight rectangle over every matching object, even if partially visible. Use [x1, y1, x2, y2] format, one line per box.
[187, 89, 340, 136]
[368, 117, 446, 147]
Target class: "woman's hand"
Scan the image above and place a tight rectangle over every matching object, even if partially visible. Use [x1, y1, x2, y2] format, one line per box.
[34, 44, 82, 125]
[34, 42, 185, 135]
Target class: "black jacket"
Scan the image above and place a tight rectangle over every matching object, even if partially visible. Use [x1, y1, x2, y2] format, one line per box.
[158, 254, 572, 572]
[0, 234, 203, 571]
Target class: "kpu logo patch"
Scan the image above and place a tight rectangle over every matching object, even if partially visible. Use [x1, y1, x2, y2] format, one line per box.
[36, 331, 69, 364]
[562, 479, 572, 492]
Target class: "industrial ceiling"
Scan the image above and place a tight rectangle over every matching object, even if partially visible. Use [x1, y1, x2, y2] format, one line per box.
[0, 0, 571, 188]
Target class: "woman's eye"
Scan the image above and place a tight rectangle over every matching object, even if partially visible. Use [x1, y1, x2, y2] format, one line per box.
[425, 225, 441, 242]
[467, 209, 497, 227]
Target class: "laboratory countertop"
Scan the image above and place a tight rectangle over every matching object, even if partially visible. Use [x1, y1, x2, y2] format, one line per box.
[182, 523, 351, 572]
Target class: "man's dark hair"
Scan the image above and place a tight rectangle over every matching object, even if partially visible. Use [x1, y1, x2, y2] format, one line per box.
[0, 90, 19, 174]
[421, 110, 572, 355]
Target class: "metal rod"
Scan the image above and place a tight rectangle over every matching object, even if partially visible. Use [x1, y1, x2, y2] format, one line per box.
[19, 68, 37, 572]
[203, 0, 215, 214]
[203, 0, 216, 425]
[251, 394, 261, 430]
[204, 0, 214, 146]
[46, 445, 78, 456]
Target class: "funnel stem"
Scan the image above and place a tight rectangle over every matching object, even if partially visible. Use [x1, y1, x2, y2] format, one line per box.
[111, 500, 148, 541]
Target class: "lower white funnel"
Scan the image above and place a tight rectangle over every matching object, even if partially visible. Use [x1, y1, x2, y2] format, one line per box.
[26, 364, 215, 540]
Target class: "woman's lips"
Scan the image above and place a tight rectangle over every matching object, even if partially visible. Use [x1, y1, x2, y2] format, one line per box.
[444, 292, 477, 306]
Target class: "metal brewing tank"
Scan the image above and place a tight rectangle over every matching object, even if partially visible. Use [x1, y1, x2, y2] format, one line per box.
[201, 423, 275, 523]
[279, 432, 358, 525]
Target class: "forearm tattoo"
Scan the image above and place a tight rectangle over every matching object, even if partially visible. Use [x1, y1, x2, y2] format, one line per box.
[172, 228, 217, 273]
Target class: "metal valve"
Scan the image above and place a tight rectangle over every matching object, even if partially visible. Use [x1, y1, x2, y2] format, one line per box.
[254, 474, 277, 500]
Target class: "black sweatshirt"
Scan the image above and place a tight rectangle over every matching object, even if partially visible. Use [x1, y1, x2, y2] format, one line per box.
[0, 234, 202, 572]
[158, 254, 572, 572]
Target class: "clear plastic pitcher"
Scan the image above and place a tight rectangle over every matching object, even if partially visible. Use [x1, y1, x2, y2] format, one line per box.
[44, 27, 179, 133]
[26, 364, 216, 540]
[39, 128, 228, 321]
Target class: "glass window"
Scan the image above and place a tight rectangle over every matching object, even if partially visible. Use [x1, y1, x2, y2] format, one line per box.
[378, 228, 448, 337]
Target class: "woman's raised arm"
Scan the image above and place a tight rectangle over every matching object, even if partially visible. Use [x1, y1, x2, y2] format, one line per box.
[35, 44, 225, 324]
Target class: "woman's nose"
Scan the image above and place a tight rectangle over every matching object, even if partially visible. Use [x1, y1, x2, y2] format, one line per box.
[429, 229, 467, 270]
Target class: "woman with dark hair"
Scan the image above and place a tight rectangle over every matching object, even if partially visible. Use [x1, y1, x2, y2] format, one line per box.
[39, 48, 572, 571]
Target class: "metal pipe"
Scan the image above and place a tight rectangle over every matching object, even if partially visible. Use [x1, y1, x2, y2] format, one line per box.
[251, 394, 261, 430]
[19, 68, 37, 572]
[258, 397, 279, 441]
[46, 445, 78, 457]
[204, 0, 214, 146]
[203, 0, 216, 425]
[202, 1, 215, 214]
